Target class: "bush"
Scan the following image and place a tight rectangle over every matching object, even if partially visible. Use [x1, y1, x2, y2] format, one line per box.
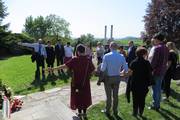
[0, 32, 34, 55]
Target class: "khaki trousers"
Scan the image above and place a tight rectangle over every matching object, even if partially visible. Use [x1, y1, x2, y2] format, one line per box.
[104, 76, 120, 113]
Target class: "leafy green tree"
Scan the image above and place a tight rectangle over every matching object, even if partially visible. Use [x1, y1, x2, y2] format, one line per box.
[0, 0, 8, 24]
[143, 0, 180, 48]
[46, 14, 71, 39]
[78, 33, 95, 44]
[23, 14, 71, 41]
[0, 0, 9, 32]
[23, 15, 50, 39]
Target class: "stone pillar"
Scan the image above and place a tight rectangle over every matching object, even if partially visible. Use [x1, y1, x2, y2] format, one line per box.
[104, 25, 107, 40]
[110, 25, 113, 40]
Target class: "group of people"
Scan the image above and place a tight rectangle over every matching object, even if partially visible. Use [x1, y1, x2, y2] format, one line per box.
[18, 39, 74, 81]
[18, 32, 179, 119]
[98, 33, 178, 118]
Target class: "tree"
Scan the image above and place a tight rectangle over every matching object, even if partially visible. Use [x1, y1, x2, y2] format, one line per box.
[23, 15, 50, 39]
[0, 0, 9, 32]
[143, 0, 180, 48]
[23, 14, 71, 40]
[78, 33, 95, 44]
[0, 0, 8, 24]
[46, 14, 71, 39]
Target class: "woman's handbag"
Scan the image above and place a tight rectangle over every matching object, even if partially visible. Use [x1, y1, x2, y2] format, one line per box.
[172, 63, 180, 80]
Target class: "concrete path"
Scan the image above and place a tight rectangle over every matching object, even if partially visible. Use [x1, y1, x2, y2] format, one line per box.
[10, 81, 127, 120]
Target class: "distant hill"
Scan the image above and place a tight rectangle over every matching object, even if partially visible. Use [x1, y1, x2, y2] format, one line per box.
[119, 36, 140, 41]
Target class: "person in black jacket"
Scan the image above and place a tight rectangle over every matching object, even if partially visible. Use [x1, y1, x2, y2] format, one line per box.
[45, 41, 55, 73]
[128, 47, 152, 117]
[55, 40, 65, 74]
[126, 41, 136, 66]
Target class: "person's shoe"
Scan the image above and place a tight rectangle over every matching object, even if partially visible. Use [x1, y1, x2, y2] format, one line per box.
[101, 109, 110, 116]
[162, 96, 169, 102]
[148, 105, 160, 111]
[76, 113, 83, 120]
[113, 111, 118, 116]
[82, 113, 88, 120]
[132, 112, 137, 117]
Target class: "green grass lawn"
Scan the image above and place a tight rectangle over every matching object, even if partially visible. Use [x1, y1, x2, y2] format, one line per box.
[87, 81, 180, 120]
[0, 55, 97, 95]
[0, 55, 71, 95]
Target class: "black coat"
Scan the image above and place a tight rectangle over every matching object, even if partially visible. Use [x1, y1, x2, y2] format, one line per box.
[126, 57, 153, 103]
[126, 46, 136, 65]
[46, 46, 55, 64]
[55, 44, 65, 59]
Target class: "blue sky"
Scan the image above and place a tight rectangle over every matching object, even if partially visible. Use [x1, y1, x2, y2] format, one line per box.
[4, 0, 150, 38]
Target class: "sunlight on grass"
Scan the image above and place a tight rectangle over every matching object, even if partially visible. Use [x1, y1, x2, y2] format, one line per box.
[0, 55, 71, 95]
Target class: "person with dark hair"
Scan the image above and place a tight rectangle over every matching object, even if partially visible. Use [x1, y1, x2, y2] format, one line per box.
[45, 44, 95, 119]
[73, 40, 82, 56]
[148, 33, 169, 110]
[18, 39, 47, 82]
[55, 40, 65, 74]
[128, 47, 152, 117]
[162, 42, 178, 100]
[127, 41, 136, 66]
[119, 46, 127, 58]
[45, 41, 55, 74]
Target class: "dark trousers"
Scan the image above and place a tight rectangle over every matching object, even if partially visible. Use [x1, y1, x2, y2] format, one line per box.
[35, 59, 45, 81]
[163, 71, 172, 98]
[132, 91, 147, 115]
[56, 57, 64, 73]
[97, 57, 102, 65]
[47, 63, 54, 68]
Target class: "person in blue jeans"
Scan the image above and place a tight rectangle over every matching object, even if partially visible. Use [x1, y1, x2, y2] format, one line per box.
[148, 33, 169, 110]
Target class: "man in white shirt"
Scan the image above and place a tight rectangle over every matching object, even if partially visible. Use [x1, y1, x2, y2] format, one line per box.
[101, 42, 128, 116]
[64, 42, 73, 63]
[18, 39, 47, 82]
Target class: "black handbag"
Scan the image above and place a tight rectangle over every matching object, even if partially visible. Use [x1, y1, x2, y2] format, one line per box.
[172, 63, 180, 80]
[31, 52, 36, 63]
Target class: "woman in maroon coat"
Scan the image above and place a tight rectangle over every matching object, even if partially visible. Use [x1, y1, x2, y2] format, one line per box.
[49, 44, 95, 118]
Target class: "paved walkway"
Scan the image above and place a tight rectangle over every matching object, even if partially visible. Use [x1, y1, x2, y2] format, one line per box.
[10, 81, 127, 120]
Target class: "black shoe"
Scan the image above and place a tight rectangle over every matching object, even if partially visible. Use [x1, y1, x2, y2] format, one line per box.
[132, 113, 137, 117]
[113, 111, 118, 117]
[148, 105, 160, 111]
[76, 113, 83, 120]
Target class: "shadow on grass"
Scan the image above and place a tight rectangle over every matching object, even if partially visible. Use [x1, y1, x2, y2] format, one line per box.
[14, 73, 70, 95]
[160, 108, 180, 120]
[104, 114, 124, 120]
[157, 107, 180, 120]
[170, 89, 180, 102]
[58, 72, 70, 83]
[165, 100, 180, 109]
